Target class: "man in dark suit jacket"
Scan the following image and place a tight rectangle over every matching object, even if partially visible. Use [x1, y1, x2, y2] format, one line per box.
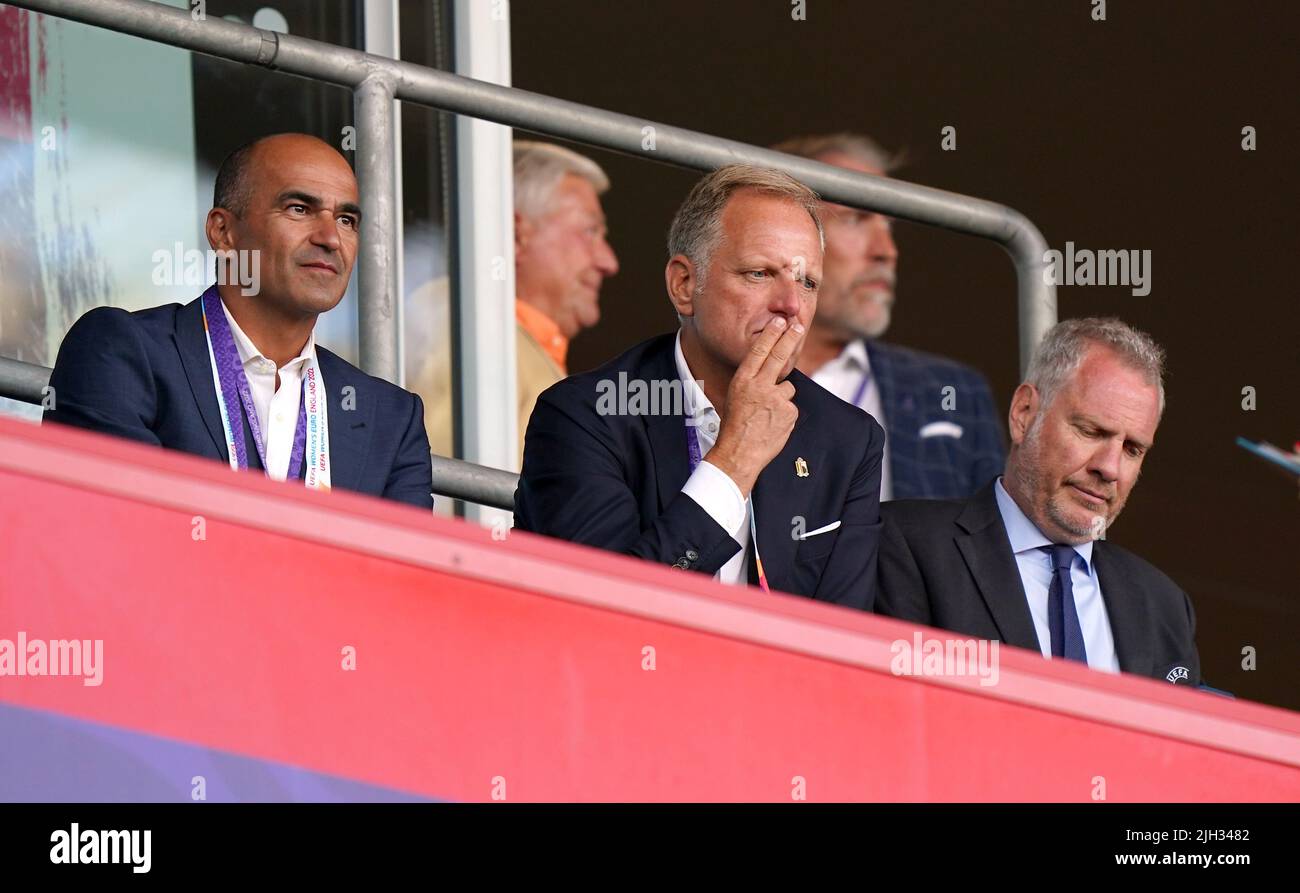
[775, 133, 1005, 500]
[515, 165, 885, 610]
[44, 133, 432, 509]
[877, 318, 1200, 684]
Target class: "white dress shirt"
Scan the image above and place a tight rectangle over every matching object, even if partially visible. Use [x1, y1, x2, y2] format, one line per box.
[219, 300, 315, 482]
[993, 477, 1120, 672]
[810, 339, 893, 501]
[673, 331, 751, 586]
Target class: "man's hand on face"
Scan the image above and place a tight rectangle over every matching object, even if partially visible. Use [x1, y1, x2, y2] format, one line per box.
[705, 316, 804, 498]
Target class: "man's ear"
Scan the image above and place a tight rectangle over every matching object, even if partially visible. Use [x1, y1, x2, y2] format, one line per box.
[665, 254, 698, 319]
[205, 208, 237, 253]
[1007, 382, 1040, 446]
[514, 212, 533, 256]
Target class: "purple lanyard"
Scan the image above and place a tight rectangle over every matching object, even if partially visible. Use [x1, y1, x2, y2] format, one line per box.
[201, 286, 308, 479]
[851, 368, 872, 408]
[685, 421, 703, 472]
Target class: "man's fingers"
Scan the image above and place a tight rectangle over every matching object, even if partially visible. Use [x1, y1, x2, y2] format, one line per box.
[758, 320, 805, 383]
[777, 381, 796, 401]
[738, 317, 788, 378]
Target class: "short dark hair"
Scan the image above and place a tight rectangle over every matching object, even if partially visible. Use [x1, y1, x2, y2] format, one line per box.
[213, 138, 264, 217]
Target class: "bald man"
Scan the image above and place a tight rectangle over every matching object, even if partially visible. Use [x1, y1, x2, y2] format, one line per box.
[45, 133, 434, 509]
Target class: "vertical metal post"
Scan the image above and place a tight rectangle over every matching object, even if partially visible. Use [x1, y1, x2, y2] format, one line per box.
[362, 0, 406, 385]
[354, 73, 400, 384]
[1007, 211, 1057, 376]
[452, 0, 517, 530]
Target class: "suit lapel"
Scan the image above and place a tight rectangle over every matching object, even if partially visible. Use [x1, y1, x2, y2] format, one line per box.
[866, 339, 915, 494]
[173, 294, 230, 460]
[316, 348, 373, 494]
[1092, 544, 1154, 677]
[864, 339, 901, 424]
[954, 484, 1042, 651]
[751, 371, 821, 592]
[641, 336, 695, 514]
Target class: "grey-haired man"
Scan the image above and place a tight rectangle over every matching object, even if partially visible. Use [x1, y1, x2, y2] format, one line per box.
[877, 317, 1200, 685]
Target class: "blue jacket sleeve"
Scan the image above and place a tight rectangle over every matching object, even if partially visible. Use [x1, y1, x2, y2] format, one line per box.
[43, 307, 163, 447]
[382, 391, 435, 510]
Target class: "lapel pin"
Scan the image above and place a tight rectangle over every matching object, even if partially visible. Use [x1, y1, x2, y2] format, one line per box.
[794, 456, 810, 478]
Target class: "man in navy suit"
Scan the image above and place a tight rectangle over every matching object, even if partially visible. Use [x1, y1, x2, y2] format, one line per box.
[514, 165, 885, 610]
[877, 318, 1200, 684]
[775, 133, 1005, 500]
[44, 133, 433, 509]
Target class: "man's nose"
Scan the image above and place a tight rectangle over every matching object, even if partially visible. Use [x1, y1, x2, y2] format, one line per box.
[771, 273, 804, 319]
[594, 236, 619, 277]
[310, 212, 342, 252]
[867, 217, 898, 264]
[1089, 438, 1123, 483]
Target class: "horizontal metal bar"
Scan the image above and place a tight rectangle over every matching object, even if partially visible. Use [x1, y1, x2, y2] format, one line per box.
[429, 453, 518, 510]
[0, 357, 519, 510]
[0, 356, 50, 405]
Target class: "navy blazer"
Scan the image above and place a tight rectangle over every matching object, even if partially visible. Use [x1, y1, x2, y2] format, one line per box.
[877, 483, 1201, 684]
[44, 295, 433, 509]
[514, 333, 885, 611]
[865, 339, 1005, 500]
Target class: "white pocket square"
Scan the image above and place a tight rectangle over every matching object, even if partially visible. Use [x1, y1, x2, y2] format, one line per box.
[799, 520, 841, 540]
[919, 421, 964, 439]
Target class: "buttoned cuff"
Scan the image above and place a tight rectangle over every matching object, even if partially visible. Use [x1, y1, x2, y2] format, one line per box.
[681, 460, 747, 541]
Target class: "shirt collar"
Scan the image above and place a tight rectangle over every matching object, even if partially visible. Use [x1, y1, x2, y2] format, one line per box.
[516, 300, 569, 373]
[816, 338, 872, 379]
[839, 338, 870, 372]
[674, 329, 716, 425]
[218, 297, 314, 372]
[994, 477, 1094, 570]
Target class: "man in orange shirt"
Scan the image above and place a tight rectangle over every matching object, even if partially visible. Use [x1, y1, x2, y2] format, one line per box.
[511, 141, 620, 458]
[410, 141, 619, 470]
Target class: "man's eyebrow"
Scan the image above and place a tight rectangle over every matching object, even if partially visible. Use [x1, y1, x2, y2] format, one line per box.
[274, 190, 322, 207]
[273, 191, 363, 220]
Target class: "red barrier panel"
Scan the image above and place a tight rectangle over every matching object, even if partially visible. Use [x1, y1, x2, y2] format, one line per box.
[1, 415, 1298, 801]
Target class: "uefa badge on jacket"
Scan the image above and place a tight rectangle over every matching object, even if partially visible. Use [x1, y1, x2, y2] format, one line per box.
[794, 456, 810, 478]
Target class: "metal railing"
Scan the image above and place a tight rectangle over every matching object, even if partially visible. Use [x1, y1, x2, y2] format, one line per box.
[0, 355, 520, 507]
[1, 0, 1057, 512]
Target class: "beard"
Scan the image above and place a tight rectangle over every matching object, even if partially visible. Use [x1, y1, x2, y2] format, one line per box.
[1011, 416, 1111, 543]
[832, 275, 895, 340]
[857, 294, 892, 339]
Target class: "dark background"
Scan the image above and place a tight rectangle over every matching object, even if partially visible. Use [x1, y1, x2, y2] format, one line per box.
[511, 0, 1299, 709]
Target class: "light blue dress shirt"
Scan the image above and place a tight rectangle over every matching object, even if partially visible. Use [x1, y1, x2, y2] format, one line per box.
[993, 478, 1120, 672]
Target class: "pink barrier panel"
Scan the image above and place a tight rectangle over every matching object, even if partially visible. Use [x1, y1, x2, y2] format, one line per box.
[1, 415, 1298, 801]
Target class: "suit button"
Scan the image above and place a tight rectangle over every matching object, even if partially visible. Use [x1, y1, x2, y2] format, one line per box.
[685, 550, 699, 562]
[672, 558, 689, 569]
